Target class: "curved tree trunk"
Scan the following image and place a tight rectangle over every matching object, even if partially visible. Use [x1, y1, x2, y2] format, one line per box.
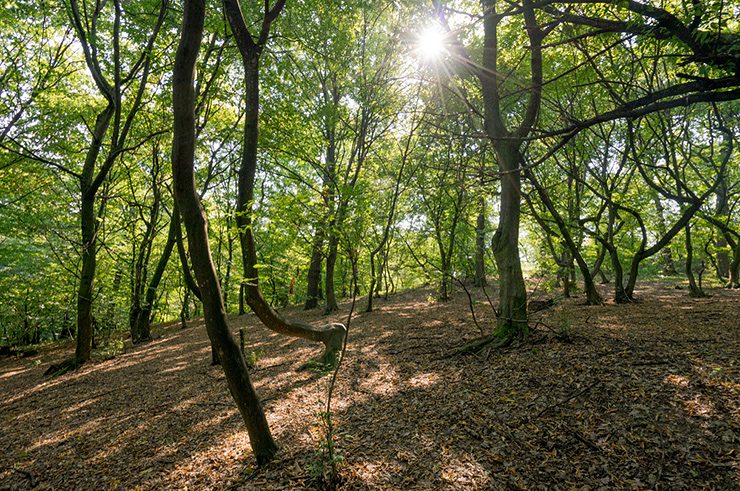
[172, 0, 277, 464]
[524, 168, 602, 305]
[224, 0, 346, 368]
[652, 193, 679, 275]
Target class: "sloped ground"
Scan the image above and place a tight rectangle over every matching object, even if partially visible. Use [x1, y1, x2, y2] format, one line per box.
[1, 282, 738, 490]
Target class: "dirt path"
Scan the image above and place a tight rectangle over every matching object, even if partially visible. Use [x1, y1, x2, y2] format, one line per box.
[1, 282, 738, 489]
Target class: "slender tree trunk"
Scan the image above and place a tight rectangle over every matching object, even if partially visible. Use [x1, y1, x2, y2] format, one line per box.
[224, 1, 346, 368]
[685, 223, 706, 297]
[172, 0, 277, 464]
[324, 233, 339, 313]
[590, 244, 607, 282]
[130, 155, 162, 343]
[223, 217, 234, 311]
[75, 106, 114, 365]
[715, 170, 730, 279]
[525, 168, 602, 304]
[652, 193, 678, 275]
[474, 204, 487, 287]
[132, 209, 179, 342]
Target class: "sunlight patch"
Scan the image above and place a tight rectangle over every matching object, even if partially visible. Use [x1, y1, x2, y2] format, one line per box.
[684, 395, 715, 417]
[407, 372, 439, 388]
[664, 374, 690, 387]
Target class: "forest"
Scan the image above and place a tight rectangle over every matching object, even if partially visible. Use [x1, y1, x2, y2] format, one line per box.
[1, 0, 738, 488]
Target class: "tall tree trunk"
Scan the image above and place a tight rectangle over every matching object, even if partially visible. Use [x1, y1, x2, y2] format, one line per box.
[172, 0, 277, 464]
[132, 207, 179, 342]
[524, 168, 602, 305]
[75, 106, 114, 365]
[130, 151, 162, 344]
[491, 143, 528, 334]
[478, 0, 543, 335]
[304, 228, 324, 309]
[223, 216, 234, 311]
[324, 233, 340, 313]
[715, 177, 730, 279]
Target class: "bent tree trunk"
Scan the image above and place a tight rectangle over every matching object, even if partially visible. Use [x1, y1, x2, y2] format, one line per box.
[525, 168, 602, 305]
[172, 0, 277, 464]
[653, 193, 679, 275]
[224, 0, 346, 368]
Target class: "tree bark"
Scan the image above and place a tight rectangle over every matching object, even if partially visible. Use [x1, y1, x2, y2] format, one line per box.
[715, 175, 730, 279]
[75, 105, 114, 365]
[490, 143, 528, 333]
[131, 206, 179, 343]
[524, 168, 602, 305]
[652, 193, 679, 275]
[172, 0, 277, 464]
[478, 0, 543, 335]
[304, 228, 324, 309]
[324, 233, 340, 313]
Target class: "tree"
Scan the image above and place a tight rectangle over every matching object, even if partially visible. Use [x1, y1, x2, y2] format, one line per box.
[65, 0, 168, 365]
[171, 0, 277, 464]
[224, 0, 346, 367]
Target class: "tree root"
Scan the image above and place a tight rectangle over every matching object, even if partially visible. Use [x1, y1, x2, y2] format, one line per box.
[43, 358, 78, 377]
[449, 333, 515, 357]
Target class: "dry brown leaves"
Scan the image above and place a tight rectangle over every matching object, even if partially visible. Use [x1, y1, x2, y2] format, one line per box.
[1, 282, 738, 490]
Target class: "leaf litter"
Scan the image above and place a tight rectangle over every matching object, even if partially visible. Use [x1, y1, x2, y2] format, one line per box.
[0, 282, 737, 490]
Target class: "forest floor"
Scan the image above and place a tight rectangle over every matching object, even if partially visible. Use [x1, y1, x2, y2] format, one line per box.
[1, 281, 738, 490]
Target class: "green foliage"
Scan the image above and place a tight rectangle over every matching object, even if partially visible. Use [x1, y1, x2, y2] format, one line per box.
[1, 0, 738, 347]
[97, 338, 125, 360]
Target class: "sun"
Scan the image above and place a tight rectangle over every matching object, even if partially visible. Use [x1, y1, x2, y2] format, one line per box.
[416, 23, 447, 61]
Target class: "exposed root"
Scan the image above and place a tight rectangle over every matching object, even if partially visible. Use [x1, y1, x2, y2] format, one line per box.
[449, 332, 515, 357]
[43, 358, 78, 377]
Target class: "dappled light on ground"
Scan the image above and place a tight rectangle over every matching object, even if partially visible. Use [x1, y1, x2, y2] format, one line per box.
[1, 282, 738, 489]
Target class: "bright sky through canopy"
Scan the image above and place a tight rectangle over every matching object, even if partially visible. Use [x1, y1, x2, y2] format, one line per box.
[416, 23, 447, 61]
